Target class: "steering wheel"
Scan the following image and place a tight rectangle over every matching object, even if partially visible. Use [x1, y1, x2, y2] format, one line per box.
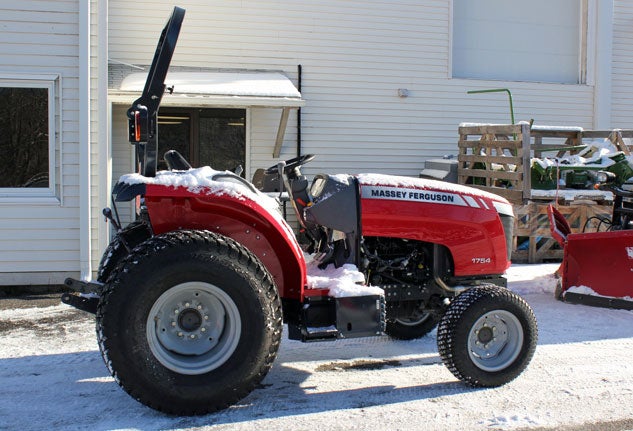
[265, 154, 316, 175]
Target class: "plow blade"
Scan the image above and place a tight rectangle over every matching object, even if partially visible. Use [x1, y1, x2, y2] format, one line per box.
[562, 291, 633, 310]
[548, 204, 633, 307]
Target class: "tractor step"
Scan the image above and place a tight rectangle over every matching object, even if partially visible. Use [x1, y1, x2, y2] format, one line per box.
[288, 324, 340, 342]
[563, 292, 633, 311]
[288, 294, 385, 342]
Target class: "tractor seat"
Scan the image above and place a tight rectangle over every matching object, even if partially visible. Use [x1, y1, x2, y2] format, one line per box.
[164, 150, 192, 171]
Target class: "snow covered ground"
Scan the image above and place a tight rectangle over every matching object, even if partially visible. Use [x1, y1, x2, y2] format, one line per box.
[2, 263, 633, 431]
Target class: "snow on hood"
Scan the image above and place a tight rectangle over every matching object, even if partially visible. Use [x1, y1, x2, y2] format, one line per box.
[118, 167, 315, 269]
[357, 173, 514, 217]
[305, 254, 384, 298]
[119, 166, 280, 215]
[356, 173, 510, 205]
[118, 167, 303, 257]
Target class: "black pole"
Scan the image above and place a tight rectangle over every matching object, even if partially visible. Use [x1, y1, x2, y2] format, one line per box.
[297, 64, 302, 158]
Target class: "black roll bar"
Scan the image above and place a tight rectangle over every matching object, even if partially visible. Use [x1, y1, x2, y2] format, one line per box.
[127, 6, 185, 177]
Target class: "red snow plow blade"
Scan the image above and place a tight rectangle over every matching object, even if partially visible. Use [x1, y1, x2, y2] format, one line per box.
[548, 204, 633, 309]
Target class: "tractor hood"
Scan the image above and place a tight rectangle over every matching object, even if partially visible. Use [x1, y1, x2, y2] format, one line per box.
[356, 173, 514, 217]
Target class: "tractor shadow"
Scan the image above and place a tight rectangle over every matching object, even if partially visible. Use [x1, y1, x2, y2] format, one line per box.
[0, 349, 477, 430]
[181, 357, 478, 428]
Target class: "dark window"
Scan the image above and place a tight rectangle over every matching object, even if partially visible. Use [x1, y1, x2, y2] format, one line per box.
[158, 108, 245, 173]
[0, 87, 49, 188]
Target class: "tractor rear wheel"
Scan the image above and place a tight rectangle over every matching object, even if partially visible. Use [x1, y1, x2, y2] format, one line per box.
[96, 230, 282, 415]
[97, 221, 151, 283]
[437, 285, 537, 387]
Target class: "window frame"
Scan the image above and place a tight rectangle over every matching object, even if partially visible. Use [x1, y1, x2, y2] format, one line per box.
[157, 107, 247, 173]
[0, 73, 60, 203]
[449, 0, 595, 85]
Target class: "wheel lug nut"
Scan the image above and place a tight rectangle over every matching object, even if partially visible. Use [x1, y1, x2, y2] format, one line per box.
[201, 327, 206, 332]
[197, 305, 202, 310]
[171, 321, 176, 327]
[174, 309, 179, 314]
[185, 302, 190, 307]
[190, 334, 196, 339]
[178, 332, 183, 337]
[204, 315, 209, 320]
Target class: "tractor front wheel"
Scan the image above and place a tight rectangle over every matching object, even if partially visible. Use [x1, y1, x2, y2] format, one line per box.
[437, 285, 537, 387]
[96, 230, 282, 415]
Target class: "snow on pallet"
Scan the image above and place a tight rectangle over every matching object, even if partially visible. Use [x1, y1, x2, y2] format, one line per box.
[458, 123, 633, 263]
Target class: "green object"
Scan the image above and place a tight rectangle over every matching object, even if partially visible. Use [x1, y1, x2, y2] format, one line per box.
[606, 152, 633, 185]
[467, 88, 515, 125]
[530, 152, 633, 190]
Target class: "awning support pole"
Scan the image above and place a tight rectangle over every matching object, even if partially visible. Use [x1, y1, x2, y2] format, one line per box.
[273, 107, 291, 158]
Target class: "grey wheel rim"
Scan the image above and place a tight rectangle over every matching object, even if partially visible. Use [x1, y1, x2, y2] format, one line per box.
[146, 281, 241, 375]
[467, 310, 523, 372]
[395, 312, 432, 326]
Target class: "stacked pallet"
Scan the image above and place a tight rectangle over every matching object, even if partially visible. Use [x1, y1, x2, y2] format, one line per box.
[457, 123, 628, 263]
[512, 199, 612, 263]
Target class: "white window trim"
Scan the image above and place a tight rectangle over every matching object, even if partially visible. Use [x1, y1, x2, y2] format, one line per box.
[0, 73, 61, 204]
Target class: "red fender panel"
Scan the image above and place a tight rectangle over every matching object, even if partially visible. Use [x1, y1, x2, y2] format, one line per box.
[143, 184, 306, 300]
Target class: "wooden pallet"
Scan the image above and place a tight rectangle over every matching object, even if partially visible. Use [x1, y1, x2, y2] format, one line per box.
[512, 200, 612, 263]
[457, 123, 531, 204]
[457, 123, 633, 205]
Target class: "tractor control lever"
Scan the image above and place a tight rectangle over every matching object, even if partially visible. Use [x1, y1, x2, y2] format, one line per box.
[103, 207, 122, 232]
[277, 161, 287, 200]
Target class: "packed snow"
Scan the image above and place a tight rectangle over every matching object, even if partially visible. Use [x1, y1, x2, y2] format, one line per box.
[119, 166, 282, 216]
[119, 167, 302, 257]
[305, 254, 384, 298]
[120, 71, 302, 99]
[567, 285, 633, 302]
[3, 263, 633, 430]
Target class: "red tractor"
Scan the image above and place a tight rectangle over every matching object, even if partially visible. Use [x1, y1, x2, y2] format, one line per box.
[62, 7, 537, 415]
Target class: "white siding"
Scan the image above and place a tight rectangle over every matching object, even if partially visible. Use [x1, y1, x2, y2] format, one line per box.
[111, 104, 136, 226]
[108, 0, 598, 183]
[611, 1, 633, 128]
[90, 0, 105, 275]
[0, 1, 81, 284]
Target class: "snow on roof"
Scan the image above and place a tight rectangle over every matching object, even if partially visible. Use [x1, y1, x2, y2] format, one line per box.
[120, 71, 301, 99]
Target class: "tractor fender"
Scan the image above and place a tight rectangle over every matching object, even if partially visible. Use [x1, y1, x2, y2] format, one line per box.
[143, 184, 306, 300]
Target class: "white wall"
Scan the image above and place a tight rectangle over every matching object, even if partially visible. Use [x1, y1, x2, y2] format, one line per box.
[611, 1, 633, 128]
[0, 1, 81, 284]
[107, 0, 604, 184]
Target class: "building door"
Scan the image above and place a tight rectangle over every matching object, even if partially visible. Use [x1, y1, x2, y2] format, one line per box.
[157, 108, 246, 173]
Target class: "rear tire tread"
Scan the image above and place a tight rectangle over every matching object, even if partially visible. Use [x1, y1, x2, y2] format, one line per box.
[96, 229, 282, 415]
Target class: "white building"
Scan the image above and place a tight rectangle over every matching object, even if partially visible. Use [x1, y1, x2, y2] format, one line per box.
[0, 0, 630, 286]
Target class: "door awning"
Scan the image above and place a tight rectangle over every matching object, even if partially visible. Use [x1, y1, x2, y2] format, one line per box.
[110, 71, 304, 108]
[109, 70, 303, 157]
